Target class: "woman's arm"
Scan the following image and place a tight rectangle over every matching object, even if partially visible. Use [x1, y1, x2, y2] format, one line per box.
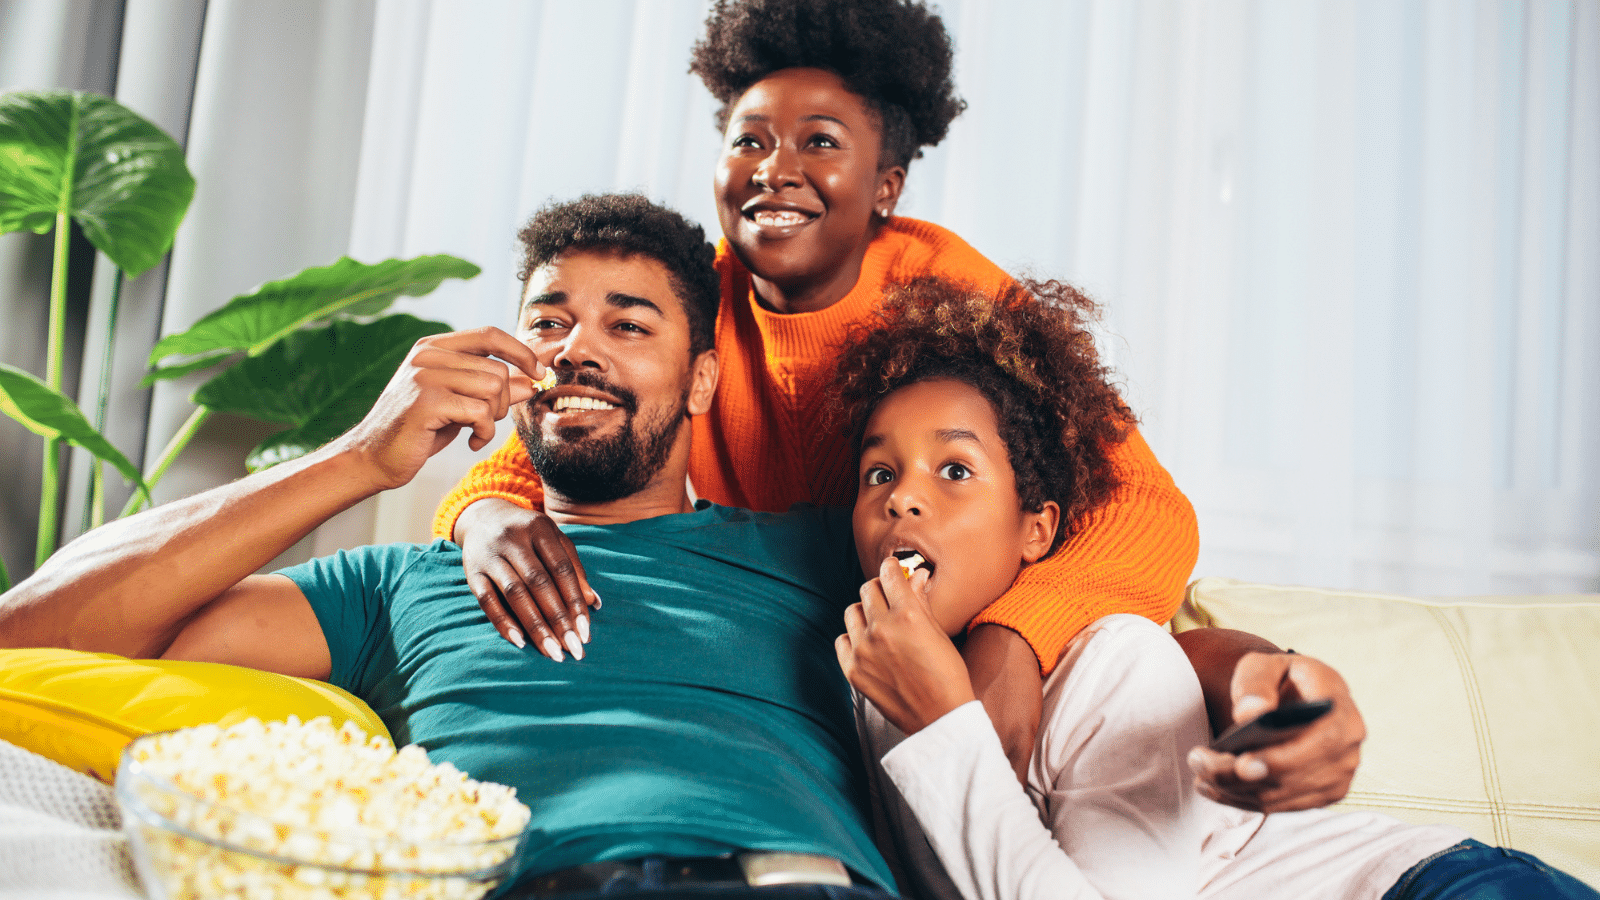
[968, 427, 1199, 675]
[431, 434, 545, 539]
[431, 434, 599, 661]
[958, 427, 1197, 779]
[1175, 628, 1365, 812]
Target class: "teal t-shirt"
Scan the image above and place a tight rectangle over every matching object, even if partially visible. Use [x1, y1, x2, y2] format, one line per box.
[277, 502, 891, 890]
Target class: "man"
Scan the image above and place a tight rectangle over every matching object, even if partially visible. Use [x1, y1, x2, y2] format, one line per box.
[0, 194, 895, 897]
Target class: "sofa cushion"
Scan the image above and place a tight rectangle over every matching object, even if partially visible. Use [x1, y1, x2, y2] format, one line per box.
[1173, 577, 1600, 889]
[0, 648, 388, 784]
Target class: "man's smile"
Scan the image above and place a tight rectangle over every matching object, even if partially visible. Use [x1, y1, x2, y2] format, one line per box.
[550, 395, 618, 413]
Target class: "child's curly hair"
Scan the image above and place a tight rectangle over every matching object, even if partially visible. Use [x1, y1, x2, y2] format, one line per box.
[833, 276, 1135, 557]
[688, 0, 966, 170]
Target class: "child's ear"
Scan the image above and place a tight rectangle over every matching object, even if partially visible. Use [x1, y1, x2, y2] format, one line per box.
[1020, 501, 1061, 565]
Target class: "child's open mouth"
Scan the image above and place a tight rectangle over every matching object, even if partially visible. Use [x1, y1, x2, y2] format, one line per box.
[891, 549, 935, 579]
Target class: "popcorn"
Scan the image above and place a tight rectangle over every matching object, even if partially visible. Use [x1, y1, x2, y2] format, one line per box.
[895, 552, 926, 579]
[119, 717, 529, 900]
[532, 368, 558, 392]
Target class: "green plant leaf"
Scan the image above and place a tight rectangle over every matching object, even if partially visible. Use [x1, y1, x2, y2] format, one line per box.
[0, 363, 148, 498]
[140, 350, 239, 386]
[193, 315, 452, 472]
[0, 90, 194, 276]
[147, 255, 480, 375]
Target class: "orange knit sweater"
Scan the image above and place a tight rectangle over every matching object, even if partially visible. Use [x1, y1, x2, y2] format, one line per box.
[433, 218, 1198, 674]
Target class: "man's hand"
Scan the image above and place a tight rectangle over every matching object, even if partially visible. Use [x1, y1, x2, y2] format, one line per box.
[335, 327, 542, 492]
[456, 499, 600, 662]
[1187, 650, 1365, 812]
[837, 559, 975, 736]
[962, 624, 1043, 784]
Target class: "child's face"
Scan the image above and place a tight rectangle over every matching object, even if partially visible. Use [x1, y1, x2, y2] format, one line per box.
[852, 378, 1059, 636]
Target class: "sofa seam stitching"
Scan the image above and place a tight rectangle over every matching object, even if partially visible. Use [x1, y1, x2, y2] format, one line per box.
[1428, 606, 1507, 846]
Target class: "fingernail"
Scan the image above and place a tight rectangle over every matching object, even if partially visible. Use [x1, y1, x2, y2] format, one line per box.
[1235, 695, 1272, 719]
[1239, 756, 1270, 780]
[1187, 747, 1207, 771]
[506, 628, 526, 649]
[564, 631, 584, 661]
[591, 593, 603, 610]
[576, 614, 590, 643]
[542, 637, 565, 662]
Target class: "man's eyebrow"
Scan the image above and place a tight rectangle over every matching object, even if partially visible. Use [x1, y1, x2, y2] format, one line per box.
[521, 291, 665, 316]
[608, 292, 664, 316]
[523, 290, 565, 311]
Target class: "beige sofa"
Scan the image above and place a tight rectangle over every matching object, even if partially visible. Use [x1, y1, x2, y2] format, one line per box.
[1174, 576, 1600, 888]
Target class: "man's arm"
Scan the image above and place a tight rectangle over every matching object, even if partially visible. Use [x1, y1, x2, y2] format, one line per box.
[0, 328, 540, 672]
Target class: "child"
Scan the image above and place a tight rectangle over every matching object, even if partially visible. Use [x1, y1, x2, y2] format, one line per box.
[832, 276, 1597, 900]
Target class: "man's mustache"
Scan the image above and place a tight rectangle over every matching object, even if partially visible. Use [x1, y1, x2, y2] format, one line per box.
[525, 369, 639, 413]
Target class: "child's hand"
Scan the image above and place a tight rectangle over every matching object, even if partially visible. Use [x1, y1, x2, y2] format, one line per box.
[836, 557, 976, 735]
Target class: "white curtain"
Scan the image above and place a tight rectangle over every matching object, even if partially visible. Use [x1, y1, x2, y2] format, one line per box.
[351, 0, 1600, 594]
[4, 0, 1594, 594]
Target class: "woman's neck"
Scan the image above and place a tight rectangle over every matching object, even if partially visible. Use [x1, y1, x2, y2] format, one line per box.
[746, 229, 879, 315]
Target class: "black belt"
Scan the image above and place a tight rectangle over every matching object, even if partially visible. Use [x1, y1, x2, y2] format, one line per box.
[517, 851, 853, 898]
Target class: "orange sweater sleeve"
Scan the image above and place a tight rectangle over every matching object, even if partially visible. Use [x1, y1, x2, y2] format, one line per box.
[430, 433, 545, 540]
[967, 426, 1199, 676]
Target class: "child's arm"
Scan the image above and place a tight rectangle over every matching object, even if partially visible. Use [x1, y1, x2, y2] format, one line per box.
[840, 568, 1203, 900]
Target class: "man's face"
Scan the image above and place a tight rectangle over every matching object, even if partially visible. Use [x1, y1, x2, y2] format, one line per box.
[512, 249, 712, 503]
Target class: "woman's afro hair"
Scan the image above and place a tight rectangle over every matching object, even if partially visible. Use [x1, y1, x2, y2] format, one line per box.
[689, 0, 966, 170]
[516, 193, 720, 358]
[832, 276, 1136, 557]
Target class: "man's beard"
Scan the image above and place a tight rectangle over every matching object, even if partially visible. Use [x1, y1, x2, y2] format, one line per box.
[517, 371, 689, 504]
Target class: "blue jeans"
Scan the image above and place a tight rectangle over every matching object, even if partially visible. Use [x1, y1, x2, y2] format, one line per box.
[1383, 839, 1600, 900]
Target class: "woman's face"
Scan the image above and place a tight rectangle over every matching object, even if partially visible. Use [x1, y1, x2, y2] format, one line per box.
[714, 67, 906, 313]
[852, 378, 1059, 636]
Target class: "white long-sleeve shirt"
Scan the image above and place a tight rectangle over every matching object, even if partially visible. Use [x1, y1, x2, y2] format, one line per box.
[856, 614, 1465, 900]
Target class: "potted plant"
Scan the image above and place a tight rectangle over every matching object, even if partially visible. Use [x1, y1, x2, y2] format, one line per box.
[0, 90, 472, 591]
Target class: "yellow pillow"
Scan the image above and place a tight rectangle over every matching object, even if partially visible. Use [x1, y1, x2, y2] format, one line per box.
[1173, 577, 1600, 890]
[0, 648, 388, 783]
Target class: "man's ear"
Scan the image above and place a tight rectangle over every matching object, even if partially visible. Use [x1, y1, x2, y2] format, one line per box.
[1020, 500, 1061, 565]
[687, 349, 719, 416]
[874, 165, 907, 219]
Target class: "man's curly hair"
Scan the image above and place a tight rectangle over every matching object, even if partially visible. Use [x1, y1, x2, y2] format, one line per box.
[517, 193, 720, 357]
[689, 0, 966, 171]
[833, 276, 1135, 557]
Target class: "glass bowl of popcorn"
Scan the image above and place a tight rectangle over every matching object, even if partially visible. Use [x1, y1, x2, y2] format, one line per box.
[115, 717, 530, 900]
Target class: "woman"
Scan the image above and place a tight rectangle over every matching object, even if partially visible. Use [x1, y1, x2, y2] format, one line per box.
[431, 0, 1350, 805]
[835, 276, 1600, 900]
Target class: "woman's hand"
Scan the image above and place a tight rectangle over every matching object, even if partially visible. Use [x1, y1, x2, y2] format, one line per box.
[836, 558, 976, 736]
[1186, 650, 1365, 812]
[962, 625, 1043, 784]
[454, 498, 601, 662]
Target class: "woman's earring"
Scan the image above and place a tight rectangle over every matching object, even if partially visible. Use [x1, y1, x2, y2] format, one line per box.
[878, 208, 890, 220]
